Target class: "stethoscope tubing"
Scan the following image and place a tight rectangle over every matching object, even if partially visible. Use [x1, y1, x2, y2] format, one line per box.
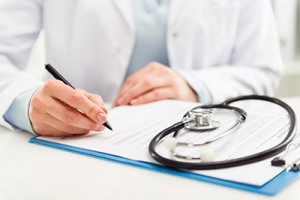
[148, 95, 297, 170]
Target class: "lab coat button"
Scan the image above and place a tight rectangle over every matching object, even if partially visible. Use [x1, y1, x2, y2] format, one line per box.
[173, 32, 178, 38]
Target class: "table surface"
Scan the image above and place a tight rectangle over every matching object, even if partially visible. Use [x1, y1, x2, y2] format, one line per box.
[1, 97, 300, 200]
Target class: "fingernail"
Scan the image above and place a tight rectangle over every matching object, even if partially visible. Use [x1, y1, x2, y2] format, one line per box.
[130, 99, 138, 105]
[97, 113, 106, 122]
[97, 125, 105, 131]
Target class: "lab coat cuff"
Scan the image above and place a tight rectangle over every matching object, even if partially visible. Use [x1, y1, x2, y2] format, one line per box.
[174, 69, 213, 104]
[3, 87, 39, 135]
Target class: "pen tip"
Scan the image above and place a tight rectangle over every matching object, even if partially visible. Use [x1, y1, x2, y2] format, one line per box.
[104, 122, 113, 131]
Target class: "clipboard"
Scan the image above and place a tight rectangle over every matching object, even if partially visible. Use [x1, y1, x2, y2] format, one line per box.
[29, 136, 300, 196]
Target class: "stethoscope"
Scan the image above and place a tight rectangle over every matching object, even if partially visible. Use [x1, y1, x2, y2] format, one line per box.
[149, 95, 297, 170]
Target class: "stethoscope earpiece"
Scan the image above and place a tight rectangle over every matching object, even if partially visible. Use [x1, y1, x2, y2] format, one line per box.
[163, 137, 215, 162]
[201, 152, 215, 163]
[163, 137, 178, 150]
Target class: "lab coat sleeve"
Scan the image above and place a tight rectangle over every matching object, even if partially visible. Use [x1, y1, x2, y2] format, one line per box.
[4, 88, 37, 134]
[175, 69, 213, 104]
[193, 0, 283, 103]
[0, 0, 44, 130]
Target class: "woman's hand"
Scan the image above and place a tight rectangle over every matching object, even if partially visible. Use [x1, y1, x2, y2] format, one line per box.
[112, 62, 198, 106]
[29, 79, 108, 136]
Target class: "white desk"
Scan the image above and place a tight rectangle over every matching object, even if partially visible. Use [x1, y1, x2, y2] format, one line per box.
[1, 98, 300, 200]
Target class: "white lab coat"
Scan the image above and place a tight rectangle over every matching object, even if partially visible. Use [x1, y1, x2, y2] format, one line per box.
[0, 0, 282, 130]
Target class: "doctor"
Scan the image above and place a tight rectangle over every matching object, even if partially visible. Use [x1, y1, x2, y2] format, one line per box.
[0, 0, 282, 136]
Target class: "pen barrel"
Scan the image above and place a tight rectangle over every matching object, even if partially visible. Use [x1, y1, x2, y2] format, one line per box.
[45, 64, 75, 89]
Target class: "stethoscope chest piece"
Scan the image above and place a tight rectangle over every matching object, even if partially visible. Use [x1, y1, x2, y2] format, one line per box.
[184, 107, 220, 131]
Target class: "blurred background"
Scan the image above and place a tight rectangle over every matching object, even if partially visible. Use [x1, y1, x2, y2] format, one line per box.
[273, 0, 300, 97]
[26, 0, 300, 98]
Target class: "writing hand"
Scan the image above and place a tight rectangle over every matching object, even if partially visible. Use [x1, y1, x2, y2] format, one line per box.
[29, 80, 107, 136]
[112, 62, 198, 107]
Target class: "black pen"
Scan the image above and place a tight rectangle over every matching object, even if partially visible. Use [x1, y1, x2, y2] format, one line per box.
[45, 63, 113, 131]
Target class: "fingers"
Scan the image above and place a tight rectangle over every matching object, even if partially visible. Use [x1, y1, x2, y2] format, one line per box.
[79, 89, 107, 113]
[113, 62, 172, 106]
[117, 76, 169, 105]
[44, 97, 105, 131]
[129, 87, 175, 105]
[34, 123, 90, 137]
[45, 80, 107, 124]
[41, 113, 105, 135]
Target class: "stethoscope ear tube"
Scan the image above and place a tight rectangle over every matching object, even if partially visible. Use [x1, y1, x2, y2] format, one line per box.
[148, 95, 297, 170]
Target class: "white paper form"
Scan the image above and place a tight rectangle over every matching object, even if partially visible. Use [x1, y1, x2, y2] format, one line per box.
[38, 100, 300, 186]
